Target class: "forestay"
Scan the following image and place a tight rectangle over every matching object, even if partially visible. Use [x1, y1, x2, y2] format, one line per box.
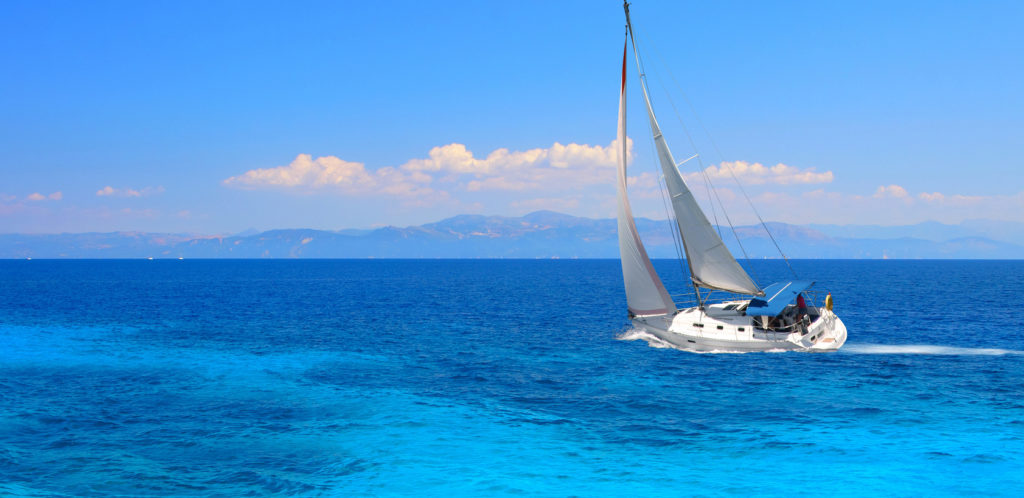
[616, 41, 676, 317]
[627, 32, 762, 296]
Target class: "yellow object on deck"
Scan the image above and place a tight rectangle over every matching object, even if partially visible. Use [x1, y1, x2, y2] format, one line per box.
[825, 293, 833, 311]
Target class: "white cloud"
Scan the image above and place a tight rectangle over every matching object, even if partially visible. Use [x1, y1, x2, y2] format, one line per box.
[223, 153, 435, 197]
[685, 161, 833, 186]
[27, 191, 61, 201]
[912, 191, 985, 205]
[627, 172, 658, 189]
[96, 186, 164, 197]
[402, 143, 496, 174]
[224, 154, 377, 189]
[873, 184, 909, 199]
[466, 177, 533, 192]
[397, 139, 627, 192]
[399, 141, 623, 176]
[949, 194, 984, 205]
[547, 142, 621, 169]
[803, 188, 842, 200]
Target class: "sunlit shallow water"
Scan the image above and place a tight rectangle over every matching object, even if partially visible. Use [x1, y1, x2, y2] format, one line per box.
[1, 259, 1023, 495]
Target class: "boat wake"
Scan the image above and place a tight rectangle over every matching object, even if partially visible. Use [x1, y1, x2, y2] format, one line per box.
[616, 328, 675, 349]
[617, 332, 1024, 356]
[842, 344, 1024, 356]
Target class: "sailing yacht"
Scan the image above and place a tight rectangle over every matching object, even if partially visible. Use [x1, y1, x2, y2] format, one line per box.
[616, 2, 846, 352]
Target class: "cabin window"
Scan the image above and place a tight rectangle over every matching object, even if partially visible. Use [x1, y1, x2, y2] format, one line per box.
[738, 327, 745, 332]
[716, 325, 724, 330]
[692, 323, 703, 328]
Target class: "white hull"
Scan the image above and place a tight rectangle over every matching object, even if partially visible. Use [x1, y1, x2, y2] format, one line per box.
[631, 302, 847, 353]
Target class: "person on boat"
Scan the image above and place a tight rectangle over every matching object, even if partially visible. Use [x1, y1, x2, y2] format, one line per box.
[796, 293, 808, 320]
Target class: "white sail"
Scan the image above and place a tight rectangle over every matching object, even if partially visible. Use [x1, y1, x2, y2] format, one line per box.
[628, 39, 762, 296]
[616, 41, 676, 317]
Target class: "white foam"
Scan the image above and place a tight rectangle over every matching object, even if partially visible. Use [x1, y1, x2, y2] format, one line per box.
[616, 328, 674, 349]
[842, 344, 1024, 356]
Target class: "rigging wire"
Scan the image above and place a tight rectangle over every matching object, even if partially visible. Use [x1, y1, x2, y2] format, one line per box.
[643, 31, 800, 279]
[657, 166, 690, 285]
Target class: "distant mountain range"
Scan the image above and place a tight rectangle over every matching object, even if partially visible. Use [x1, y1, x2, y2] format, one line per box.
[3, 211, 1023, 259]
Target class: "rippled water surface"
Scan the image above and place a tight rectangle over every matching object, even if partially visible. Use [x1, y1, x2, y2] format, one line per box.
[1, 259, 1023, 495]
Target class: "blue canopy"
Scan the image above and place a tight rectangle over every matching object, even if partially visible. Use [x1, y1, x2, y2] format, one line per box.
[745, 280, 814, 317]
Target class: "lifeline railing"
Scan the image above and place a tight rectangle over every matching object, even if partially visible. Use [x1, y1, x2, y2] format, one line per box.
[669, 288, 833, 316]
[669, 290, 749, 310]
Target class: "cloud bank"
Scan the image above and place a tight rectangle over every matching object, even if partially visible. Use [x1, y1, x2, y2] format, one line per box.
[219, 141, 1022, 226]
[685, 161, 833, 186]
[223, 140, 629, 198]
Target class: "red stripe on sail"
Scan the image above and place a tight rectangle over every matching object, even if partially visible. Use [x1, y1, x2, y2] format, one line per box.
[621, 40, 628, 93]
[618, 41, 626, 93]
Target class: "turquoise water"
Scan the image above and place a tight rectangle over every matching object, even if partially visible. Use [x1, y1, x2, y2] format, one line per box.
[1, 259, 1022, 495]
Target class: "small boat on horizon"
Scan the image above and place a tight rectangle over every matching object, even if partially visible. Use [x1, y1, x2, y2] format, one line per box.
[615, 2, 846, 352]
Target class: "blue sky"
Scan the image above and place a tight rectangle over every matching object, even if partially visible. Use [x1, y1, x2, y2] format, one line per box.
[1, 0, 1021, 233]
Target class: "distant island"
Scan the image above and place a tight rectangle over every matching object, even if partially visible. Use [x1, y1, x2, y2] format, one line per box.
[2, 211, 1023, 259]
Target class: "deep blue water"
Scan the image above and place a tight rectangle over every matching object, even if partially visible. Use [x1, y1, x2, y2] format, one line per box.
[1, 259, 1023, 496]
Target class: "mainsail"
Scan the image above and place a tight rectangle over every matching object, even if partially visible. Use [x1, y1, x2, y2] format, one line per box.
[625, 17, 762, 296]
[616, 41, 677, 317]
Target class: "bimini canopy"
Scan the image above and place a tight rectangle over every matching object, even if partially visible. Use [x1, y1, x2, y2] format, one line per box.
[745, 280, 814, 317]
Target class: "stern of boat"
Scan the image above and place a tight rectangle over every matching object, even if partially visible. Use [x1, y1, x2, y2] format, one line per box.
[800, 308, 847, 351]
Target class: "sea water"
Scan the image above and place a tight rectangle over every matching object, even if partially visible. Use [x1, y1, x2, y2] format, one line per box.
[1, 259, 1022, 496]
